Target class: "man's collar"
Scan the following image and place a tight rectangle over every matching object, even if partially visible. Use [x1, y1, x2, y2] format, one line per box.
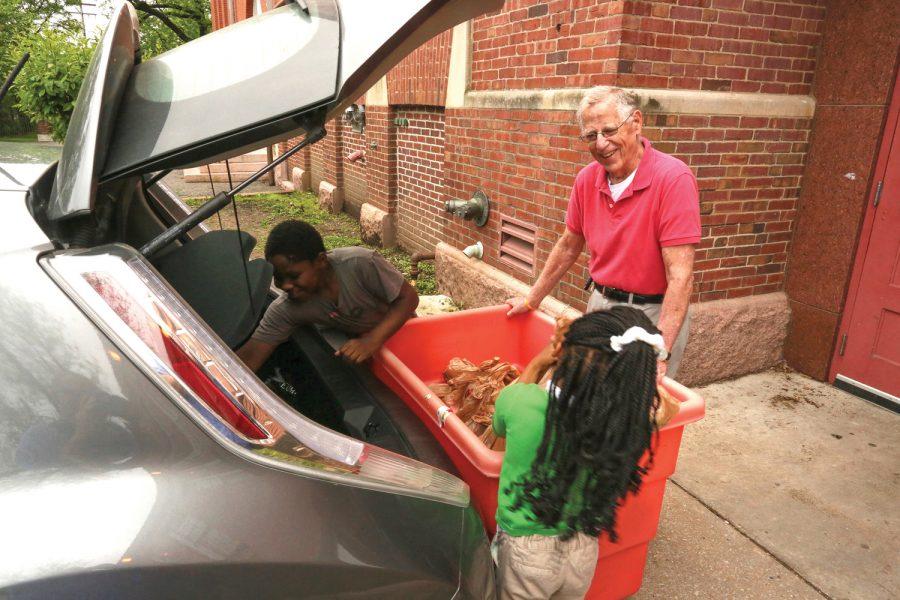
[594, 137, 655, 191]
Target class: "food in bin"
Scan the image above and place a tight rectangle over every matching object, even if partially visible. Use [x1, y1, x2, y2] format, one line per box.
[426, 354, 678, 451]
[429, 356, 520, 451]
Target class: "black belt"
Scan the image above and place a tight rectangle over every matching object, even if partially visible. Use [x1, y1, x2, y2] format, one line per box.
[583, 278, 664, 304]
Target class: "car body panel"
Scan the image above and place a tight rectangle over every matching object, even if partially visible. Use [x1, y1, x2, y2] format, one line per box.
[0, 164, 52, 192]
[0, 142, 61, 192]
[0, 188, 51, 254]
[93, 0, 503, 188]
[101, 2, 339, 182]
[47, 2, 139, 221]
[0, 233, 473, 595]
[2, 0, 506, 593]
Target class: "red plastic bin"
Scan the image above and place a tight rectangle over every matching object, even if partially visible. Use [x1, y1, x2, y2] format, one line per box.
[371, 305, 704, 599]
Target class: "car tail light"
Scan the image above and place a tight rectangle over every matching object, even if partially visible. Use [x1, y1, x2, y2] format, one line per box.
[42, 245, 469, 507]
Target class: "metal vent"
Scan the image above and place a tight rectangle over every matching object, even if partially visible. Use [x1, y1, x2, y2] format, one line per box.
[499, 216, 537, 274]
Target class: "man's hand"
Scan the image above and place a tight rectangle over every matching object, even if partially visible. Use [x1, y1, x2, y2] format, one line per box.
[505, 296, 534, 317]
[336, 335, 381, 363]
[505, 230, 584, 318]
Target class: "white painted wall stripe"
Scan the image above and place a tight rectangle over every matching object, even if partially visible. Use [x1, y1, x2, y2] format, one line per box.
[463, 88, 815, 118]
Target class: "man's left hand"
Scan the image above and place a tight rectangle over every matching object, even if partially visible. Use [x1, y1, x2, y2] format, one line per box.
[336, 335, 381, 363]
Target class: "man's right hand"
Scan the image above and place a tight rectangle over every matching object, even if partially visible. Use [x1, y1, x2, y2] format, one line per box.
[505, 296, 534, 317]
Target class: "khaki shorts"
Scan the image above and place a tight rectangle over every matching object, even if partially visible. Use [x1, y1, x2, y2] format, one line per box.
[494, 528, 599, 600]
[586, 290, 690, 378]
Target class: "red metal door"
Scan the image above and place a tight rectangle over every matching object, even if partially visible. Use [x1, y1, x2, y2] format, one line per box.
[832, 78, 900, 404]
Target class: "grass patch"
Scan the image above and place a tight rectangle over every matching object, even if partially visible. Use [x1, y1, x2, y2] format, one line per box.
[0, 133, 38, 142]
[187, 190, 438, 295]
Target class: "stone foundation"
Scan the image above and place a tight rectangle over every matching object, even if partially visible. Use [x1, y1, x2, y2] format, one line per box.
[317, 181, 343, 213]
[275, 161, 288, 184]
[677, 292, 790, 386]
[435, 241, 790, 387]
[359, 203, 396, 247]
[292, 167, 310, 192]
[435, 242, 580, 319]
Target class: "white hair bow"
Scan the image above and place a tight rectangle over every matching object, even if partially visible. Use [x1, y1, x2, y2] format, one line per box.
[609, 326, 669, 360]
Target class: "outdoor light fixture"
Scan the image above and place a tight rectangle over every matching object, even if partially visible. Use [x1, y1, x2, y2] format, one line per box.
[343, 103, 366, 133]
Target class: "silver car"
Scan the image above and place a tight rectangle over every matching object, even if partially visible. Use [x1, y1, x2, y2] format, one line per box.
[0, 1, 501, 597]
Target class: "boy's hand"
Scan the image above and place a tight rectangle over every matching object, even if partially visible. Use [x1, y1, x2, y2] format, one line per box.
[336, 335, 380, 363]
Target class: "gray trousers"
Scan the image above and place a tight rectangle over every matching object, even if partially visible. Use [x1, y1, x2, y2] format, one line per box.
[494, 528, 599, 600]
[586, 290, 690, 378]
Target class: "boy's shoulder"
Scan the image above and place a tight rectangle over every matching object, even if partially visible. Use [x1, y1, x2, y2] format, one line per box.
[328, 246, 387, 276]
[328, 246, 376, 264]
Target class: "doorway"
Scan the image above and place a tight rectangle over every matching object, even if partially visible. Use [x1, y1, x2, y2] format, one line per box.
[831, 74, 900, 411]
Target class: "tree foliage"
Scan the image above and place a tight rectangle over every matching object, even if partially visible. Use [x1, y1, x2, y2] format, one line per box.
[4, 0, 211, 140]
[12, 29, 94, 141]
[0, 0, 80, 75]
[120, 0, 211, 58]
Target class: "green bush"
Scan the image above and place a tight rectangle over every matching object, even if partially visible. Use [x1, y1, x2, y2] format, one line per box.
[13, 30, 94, 142]
[0, 95, 34, 137]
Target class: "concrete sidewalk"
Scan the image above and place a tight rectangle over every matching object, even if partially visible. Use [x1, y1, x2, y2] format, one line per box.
[635, 369, 899, 599]
[161, 170, 282, 199]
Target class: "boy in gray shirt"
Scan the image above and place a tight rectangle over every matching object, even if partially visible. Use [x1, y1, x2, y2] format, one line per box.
[237, 220, 419, 370]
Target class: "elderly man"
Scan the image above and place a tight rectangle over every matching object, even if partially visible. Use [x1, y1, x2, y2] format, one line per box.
[507, 86, 700, 379]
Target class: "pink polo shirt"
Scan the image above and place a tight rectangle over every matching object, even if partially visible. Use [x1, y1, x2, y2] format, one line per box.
[565, 138, 701, 295]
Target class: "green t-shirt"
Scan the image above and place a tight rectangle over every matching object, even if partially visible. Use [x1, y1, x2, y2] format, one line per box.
[493, 382, 571, 536]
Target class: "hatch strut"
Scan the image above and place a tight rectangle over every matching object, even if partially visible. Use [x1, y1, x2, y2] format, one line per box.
[144, 169, 170, 188]
[140, 125, 326, 259]
[222, 155, 254, 316]
[0, 53, 28, 105]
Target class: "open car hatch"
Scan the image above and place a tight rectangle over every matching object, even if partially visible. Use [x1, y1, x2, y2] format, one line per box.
[47, 0, 503, 221]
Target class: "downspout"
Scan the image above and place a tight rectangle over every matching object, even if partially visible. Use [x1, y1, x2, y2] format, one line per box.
[410, 251, 435, 286]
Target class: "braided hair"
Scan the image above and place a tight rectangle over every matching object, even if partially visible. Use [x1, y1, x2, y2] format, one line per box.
[510, 305, 662, 541]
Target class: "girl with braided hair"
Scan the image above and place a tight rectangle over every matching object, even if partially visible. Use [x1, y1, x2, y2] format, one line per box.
[492, 305, 677, 599]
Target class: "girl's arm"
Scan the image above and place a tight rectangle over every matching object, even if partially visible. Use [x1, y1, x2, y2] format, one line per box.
[517, 316, 573, 384]
[518, 342, 556, 384]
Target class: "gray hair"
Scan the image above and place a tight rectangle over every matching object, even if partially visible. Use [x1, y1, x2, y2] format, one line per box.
[576, 86, 641, 130]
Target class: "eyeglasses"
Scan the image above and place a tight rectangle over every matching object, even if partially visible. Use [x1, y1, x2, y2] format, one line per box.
[578, 111, 636, 144]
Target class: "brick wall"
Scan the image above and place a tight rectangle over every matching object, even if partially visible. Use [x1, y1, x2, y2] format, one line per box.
[387, 31, 453, 106]
[341, 120, 368, 217]
[364, 105, 397, 214]
[211, 0, 253, 30]
[470, 0, 825, 93]
[281, 135, 310, 179]
[443, 107, 810, 311]
[309, 133, 326, 192]
[444, 107, 587, 306]
[211, 0, 228, 30]
[647, 113, 808, 302]
[304, 119, 345, 193]
[395, 107, 450, 254]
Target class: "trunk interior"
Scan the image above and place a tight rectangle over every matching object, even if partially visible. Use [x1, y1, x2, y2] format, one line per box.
[33, 169, 455, 473]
